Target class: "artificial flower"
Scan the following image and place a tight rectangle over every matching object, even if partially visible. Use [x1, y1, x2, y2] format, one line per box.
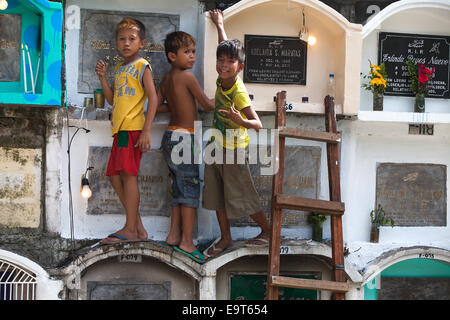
[362, 60, 388, 94]
[407, 59, 434, 95]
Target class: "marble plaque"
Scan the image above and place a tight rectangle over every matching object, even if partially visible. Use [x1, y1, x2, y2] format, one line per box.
[87, 147, 170, 216]
[376, 163, 446, 226]
[231, 146, 321, 226]
[87, 281, 171, 300]
[378, 277, 449, 300]
[78, 9, 179, 93]
[0, 14, 21, 82]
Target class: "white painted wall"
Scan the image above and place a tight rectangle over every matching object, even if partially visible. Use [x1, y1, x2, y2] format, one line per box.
[60, 119, 172, 239]
[340, 120, 450, 243]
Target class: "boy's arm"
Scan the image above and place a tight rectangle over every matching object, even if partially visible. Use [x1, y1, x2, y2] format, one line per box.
[136, 66, 158, 152]
[218, 105, 262, 131]
[209, 9, 227, 43]
[157, 103, 170, 113]
[185, 72, 215, 111]
[95, 60, 114, 105]
[156, 86, 170, 113]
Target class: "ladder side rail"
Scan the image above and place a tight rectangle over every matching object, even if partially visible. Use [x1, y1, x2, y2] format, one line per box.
[324, 95, 346, 300]
[266, 91, 287, 300]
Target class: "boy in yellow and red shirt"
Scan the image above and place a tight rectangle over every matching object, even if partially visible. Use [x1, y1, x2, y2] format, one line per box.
[95, 18, 158, 244]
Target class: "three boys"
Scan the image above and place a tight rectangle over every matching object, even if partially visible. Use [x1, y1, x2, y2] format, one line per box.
[95, 12, 270, 262]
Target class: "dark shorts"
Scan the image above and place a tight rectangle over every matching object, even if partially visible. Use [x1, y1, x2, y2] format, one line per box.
[161, 130, 200, 208]
[106, 131, 143, 176]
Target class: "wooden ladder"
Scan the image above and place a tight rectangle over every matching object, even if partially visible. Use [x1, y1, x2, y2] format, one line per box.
[266, 91, 348, 300]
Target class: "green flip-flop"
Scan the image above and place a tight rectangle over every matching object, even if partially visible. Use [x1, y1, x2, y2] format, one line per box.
[173, 246, 205, 264]
[161, 241, 175, 248]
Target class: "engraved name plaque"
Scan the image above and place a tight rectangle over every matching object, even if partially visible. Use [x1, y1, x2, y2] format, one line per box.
[0, 14, 21, 82]
[376, 163, 446, 226]
[78, 10, 179, 93]
[87, 147, 170, 216]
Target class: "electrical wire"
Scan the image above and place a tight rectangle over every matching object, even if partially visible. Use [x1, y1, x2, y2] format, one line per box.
[61, 0, 93, 262]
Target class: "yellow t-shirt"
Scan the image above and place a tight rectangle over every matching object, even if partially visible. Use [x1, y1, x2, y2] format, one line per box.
[111, 58, 150, 136]
[212, 76, 251, 149]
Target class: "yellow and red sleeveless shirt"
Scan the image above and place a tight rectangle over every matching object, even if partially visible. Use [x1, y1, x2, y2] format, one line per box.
[111, 58, 151, 136]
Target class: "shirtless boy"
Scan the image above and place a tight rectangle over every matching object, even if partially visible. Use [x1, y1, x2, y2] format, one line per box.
[158, 31, 214, 263]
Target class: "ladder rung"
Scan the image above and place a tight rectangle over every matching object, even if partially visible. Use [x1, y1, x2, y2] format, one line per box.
[279, 127, 341, 143]
[271, 276, 349, 293]
[275, 194, 344, 215]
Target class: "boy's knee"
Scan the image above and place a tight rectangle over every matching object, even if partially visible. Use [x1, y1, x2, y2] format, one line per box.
[120, 170, 138, 182]
[108, 175, 119, 183]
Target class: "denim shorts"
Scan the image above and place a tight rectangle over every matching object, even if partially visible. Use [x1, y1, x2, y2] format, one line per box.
[161, 130, 200, 208]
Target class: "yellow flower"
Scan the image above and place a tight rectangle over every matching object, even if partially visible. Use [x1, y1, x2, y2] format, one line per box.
[370, 78, 380, 86]
[371, 65, 381, 71]
[373, 70, 384, 79]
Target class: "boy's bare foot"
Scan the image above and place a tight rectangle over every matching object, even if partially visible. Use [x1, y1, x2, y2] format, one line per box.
[245, 231, 270, 247]
[204, 237, 233, 259]
[138, 228, 148, 241]
[100, 227, 140, 244]
[177, 241, 202, 260]
[165, 234, 180, 247]
[137, 215, 148, 241]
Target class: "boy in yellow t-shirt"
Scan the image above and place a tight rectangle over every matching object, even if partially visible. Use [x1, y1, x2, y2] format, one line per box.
[202, 10, 271, 258]
[95, 18, 158, 244]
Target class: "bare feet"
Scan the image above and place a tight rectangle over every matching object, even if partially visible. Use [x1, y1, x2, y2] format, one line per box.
[100, 227, 140, 244]
[165, 234, 180, 247]
[204, 237, 233, 259]
[245, 231, 270, 247]
[137, 215, 148, 241]
[177, 241, 203, 260]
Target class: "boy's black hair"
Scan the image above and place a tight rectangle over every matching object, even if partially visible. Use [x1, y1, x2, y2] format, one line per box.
[164, 31, 196, 63]
[115, 18, 146, 40]
[216, 39, 245, 64]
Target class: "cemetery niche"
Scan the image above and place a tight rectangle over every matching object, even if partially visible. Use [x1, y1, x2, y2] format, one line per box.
[378, 32, 450, 98]
[78, 9, 180, 93]
[87, 147, 170, 216]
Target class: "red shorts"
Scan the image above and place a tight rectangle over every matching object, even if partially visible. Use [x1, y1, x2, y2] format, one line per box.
[106, 131, 143, 176]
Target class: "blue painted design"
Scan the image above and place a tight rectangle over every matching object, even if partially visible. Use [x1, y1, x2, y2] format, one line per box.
[46, 60, 61, 90]
[41, 40, 52, 57]
[23, 94, 39, 101]
[43, 40, 50, 56]
[23, 25, 40, 50]
[46, 99, 60, 105]
[51, 10, 62, 32]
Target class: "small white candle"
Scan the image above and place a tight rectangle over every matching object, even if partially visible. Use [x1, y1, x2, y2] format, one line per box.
[25, 45, 35, 94]
[22, 44, 28, 93]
